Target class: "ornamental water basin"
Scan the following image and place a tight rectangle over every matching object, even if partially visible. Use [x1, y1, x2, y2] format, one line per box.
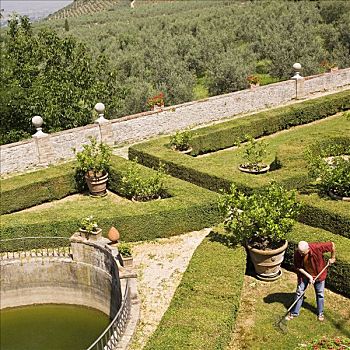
[0, 304, 109, 350]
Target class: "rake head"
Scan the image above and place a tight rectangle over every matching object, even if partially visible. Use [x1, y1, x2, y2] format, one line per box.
[274, 315, 288, 333]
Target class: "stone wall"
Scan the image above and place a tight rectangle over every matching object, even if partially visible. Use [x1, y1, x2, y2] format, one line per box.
[1, 68, 349, 175]
[0, 238, 122, 318]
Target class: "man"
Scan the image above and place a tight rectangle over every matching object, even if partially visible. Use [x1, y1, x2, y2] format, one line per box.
[286, 240, 336, 322]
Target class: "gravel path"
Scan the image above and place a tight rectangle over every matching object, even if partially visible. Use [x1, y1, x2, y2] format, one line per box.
[128, 228, 211, 349]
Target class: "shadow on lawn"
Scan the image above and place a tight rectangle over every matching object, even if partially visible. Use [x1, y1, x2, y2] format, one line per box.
[264, 293, 350, 337]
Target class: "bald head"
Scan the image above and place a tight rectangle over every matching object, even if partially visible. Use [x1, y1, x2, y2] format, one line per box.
[298, 241, 309, 255]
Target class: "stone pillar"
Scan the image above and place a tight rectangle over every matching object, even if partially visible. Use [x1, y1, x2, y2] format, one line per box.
[33, 135, 55, 165]
[32, 115, 55, 166]
[94, 102, 114, 145]
[291, 63, 305, 100]
[99, 121, 114, 145]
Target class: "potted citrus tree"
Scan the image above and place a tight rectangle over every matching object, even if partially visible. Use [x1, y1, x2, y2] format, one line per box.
[79, 215, 102, 241]
[238, 136, 270, 174]
[218, 183, 300, 281]
[74, 137, 112, 196]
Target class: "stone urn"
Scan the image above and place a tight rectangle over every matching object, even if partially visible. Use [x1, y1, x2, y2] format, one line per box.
[247, 240, 288, 281]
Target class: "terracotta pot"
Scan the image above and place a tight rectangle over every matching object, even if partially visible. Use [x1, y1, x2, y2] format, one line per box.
[329, 190, 350, 202]
[152, 104, 164, 111]
[85, 172, 108, 196]
[121, 255, 133, 268]
[238, 164, 270, 174]
[108, 226, 120, 242]
[247, 240, 288, 281]
[79, 228, 102, 241]
[180, 147, 193, 155]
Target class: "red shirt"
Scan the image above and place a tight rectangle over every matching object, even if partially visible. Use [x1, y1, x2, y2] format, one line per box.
[294, 242, 333, 282]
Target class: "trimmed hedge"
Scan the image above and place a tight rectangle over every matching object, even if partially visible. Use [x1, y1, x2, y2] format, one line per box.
[298, 194, 350, 238]
[0, 163, 77, 215]
[0, 156, 221, 243]
[144, 238, 246, 350]
[189, 90, 350, 155]
[284, 223, 350, 298]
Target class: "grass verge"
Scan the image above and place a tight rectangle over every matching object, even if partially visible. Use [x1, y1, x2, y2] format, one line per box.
[143, 238, 246, 350]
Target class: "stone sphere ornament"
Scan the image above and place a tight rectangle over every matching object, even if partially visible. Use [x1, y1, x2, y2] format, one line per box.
[292, 62, 303, 80]
[32, 115, 48, 138]
[292, 63, 302, 71]
[94, 102, 108, 124]
[32, 115, 44, 128]
[108, 226, 120, 243]
[94, 102, 105, 114]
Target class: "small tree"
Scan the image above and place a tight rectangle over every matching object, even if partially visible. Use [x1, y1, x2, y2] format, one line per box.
[240, 136, 268, 171]
[170, 130, 193, 151]
[306, 141, 350, 198]
[120, 160, 167, 201]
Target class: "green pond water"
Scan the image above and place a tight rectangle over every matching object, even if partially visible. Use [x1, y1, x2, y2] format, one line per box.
[0, 304, 110, 350]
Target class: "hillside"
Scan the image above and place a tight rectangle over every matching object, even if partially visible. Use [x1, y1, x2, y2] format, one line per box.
[48, 0, 126, 20]
[1, 1, 350, 144]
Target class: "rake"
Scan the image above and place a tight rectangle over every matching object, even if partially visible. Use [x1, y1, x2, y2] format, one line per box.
[275, 261, 330, 333]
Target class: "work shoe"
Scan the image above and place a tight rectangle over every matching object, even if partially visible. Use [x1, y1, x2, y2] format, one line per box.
[285, 314, 294, 321]
[318, 314, 325, 322]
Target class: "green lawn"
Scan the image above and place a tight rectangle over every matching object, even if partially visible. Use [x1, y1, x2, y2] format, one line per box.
[228, 268, 350, 350]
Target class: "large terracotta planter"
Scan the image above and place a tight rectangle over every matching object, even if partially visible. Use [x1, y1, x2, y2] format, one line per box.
[85, 172, 108, 196]
[247, 240, 288, 281]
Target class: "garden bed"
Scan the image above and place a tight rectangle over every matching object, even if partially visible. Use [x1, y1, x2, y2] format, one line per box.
[130, 110, 349, 234]
[0, 156, 221, 244]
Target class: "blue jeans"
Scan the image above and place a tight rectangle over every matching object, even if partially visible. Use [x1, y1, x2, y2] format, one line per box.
[290, 278, 325, 316]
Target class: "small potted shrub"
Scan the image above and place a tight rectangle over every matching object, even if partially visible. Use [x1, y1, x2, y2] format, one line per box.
[120, 160, 167, 202]
[79, 215, 102, 241]
[146, 92, 165, 111]
[239, 136, 270, 174]
[118, 242, 133, 268]
[74, 137, 112, 196]
[218, 183, 300, 280]
[306, 142, 350, 201]
[170, 130, 193, 153]
[247, 74, 260, 88]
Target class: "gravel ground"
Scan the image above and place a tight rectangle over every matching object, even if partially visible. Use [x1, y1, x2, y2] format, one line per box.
[128, 228, 211, 349]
